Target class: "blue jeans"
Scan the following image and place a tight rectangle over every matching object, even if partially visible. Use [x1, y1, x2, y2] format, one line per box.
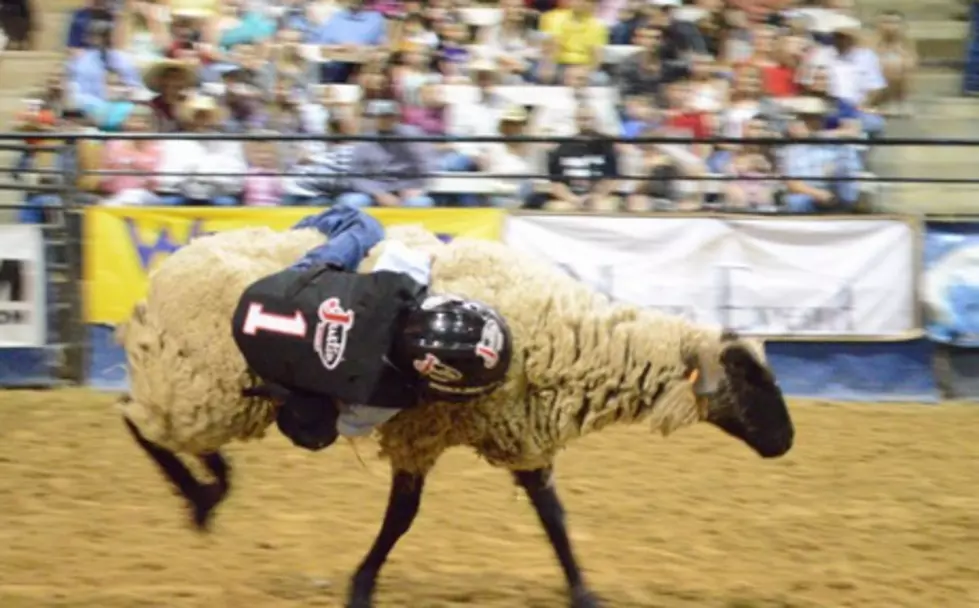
[19, 193, 60, 224]
[860, 111, 885, 139]
[282, 194, 333, 207]
[336, 192, 435, 209]
[783, 184, 860, 213]
[290, 203, 385, 271]
[157, 194, 240, 207]
[439, 152, 484, 207]
[489, 181, 534, 208]
[707, 150, 734, 174]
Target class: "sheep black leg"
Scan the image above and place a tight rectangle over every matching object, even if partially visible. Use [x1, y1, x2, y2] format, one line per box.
[192, 451, 232, 530]
[346, 470, 425, 608]
[513, 468, 601, 608]
[122, 417, 222, 532]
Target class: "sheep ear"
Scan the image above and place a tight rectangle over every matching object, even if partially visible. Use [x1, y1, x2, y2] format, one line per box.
[684, 350, 724, 396]
[721, 343, 774, 387]
[720, 328, 740, 342]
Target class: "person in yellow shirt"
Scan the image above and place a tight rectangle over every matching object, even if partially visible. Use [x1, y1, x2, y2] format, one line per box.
[539, 0, 608, 70]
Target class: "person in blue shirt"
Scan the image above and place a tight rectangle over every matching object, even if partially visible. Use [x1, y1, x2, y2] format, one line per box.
[66, 0, 113, 50]
[66, 20, 142, 128]
[216, 1, 276, 50]
[307, 0, 386, 83]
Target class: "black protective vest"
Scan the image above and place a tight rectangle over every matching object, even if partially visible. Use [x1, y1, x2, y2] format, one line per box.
[232, 266, 426, 405]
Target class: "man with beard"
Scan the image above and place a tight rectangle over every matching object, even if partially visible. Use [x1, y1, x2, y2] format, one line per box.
[337, 99, 436, 208]
[543, 103, 621, 212]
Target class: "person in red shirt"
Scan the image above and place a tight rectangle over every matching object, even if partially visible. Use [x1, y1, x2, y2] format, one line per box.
[662, 80, 713, 159]
[739, 25, 797, 97]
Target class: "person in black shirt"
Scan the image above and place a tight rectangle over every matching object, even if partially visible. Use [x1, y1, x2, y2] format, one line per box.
[544, 104, 620, 212]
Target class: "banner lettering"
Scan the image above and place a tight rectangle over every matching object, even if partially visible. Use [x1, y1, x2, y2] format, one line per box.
[84, 207, 504, 325]
[504, 215, 916, 338]
[0, 225, 46, 347]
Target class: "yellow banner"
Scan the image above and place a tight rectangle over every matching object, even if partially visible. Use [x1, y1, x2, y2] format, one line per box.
[83, 207, 503, 324]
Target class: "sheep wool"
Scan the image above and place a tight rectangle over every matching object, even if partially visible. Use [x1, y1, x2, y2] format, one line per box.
[366, 237, 723, 474]
[119, 225, 728, 476]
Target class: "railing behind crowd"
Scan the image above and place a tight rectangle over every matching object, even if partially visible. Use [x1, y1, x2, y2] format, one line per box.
[3, 131, 979, 387]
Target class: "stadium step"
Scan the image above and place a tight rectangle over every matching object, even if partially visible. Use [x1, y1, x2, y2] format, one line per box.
[913, 67, 966, 97]
[908, 20, 968, 63]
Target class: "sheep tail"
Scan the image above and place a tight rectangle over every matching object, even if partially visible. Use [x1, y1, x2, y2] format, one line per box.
[343, 436, 384, 477]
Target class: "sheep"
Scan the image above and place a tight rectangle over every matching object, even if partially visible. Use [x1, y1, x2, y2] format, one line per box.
[118, 224, 794, 608]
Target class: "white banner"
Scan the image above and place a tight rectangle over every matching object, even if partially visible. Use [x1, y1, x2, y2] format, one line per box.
[0, 225, 47, 347]
[503, 215, 916, 338]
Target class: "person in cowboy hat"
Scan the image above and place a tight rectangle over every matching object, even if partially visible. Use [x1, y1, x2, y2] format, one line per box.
[485, 105, 538, 208]
[799, 13, 886, 138]
[777, 96, 863, 214]
[143, 58, 198, 132]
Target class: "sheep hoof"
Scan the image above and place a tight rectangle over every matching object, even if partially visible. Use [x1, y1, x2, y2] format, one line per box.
[570, 587, 602, 608]
[344, 596, 372, 608]
[189, 483, 224, 532]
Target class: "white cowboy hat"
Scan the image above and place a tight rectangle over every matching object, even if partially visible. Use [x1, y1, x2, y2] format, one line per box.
[673, 6, 708, 22]
[469, 57, 498, 72]
[800, 9, 862, 35]
[143, 58, 198, 93]
[779, 96, 828, 116]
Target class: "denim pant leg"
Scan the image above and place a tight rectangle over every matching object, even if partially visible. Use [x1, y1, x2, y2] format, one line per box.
[156, 194, 187, 206]
[439, 152, 482, 207]
[211, 195, 239, 207]
[782, 193, 817, 213]
[860, 111, 886, 139]
[833, 178, 861, 207]
[402, 194, 435, 208]
[19, 193, 58, 224]
[335, 192, 374, 208]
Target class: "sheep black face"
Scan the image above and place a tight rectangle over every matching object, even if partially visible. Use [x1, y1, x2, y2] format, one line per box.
[701, 335, 794, 459]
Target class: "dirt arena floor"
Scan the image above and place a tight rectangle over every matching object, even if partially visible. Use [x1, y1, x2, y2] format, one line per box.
[0, 389, 978, 608]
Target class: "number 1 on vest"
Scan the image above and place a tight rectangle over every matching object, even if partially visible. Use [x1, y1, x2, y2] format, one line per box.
[241, 303, 308, 337]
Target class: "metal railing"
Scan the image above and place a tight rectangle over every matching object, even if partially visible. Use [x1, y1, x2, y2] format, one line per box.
[3, 131, 979, 384]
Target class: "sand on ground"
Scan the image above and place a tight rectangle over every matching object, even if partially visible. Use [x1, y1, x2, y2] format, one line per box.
[0, 389, 977, 608]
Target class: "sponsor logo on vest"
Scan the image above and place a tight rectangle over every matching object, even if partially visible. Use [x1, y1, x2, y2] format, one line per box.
[314, 298, 355, 370]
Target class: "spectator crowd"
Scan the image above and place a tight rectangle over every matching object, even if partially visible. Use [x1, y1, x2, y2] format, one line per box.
[6, 0, 920, 216]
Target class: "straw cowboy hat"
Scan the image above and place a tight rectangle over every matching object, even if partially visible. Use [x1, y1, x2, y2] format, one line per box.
[469, 57, 498, 72]
[143, 58, 199, 93]
[500, 105, 529, 123]
[177, 94, 225, 125]
[673, 6, 708, 22]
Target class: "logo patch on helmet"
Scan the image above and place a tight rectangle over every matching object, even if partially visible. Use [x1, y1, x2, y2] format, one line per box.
[475, 319, 504, 369]
[313, 297, 354, 370]
[413, 353, 464, 384]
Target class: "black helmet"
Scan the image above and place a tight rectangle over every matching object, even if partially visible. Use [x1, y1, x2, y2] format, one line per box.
[391, 294, 513, 402]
